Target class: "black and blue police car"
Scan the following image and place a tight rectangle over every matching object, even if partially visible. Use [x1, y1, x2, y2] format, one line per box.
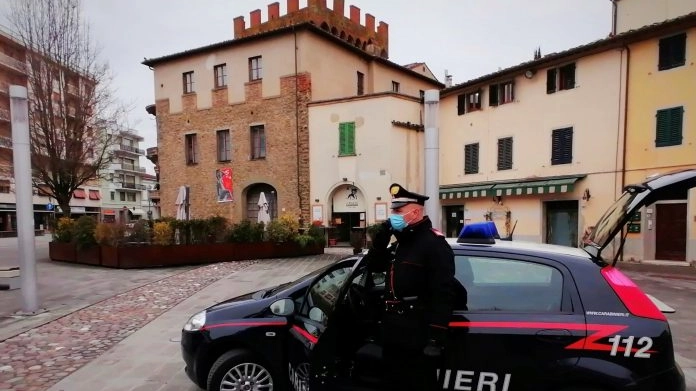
[181, 169, 693, 391]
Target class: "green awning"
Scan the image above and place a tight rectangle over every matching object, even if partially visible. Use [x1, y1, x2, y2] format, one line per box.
[440, 175, 584, 200]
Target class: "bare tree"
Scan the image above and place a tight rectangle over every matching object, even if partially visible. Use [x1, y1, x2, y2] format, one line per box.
[8, 0, 125, 216]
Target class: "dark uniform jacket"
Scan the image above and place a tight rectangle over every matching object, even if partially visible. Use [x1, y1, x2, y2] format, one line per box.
[371, 216, 456, 346]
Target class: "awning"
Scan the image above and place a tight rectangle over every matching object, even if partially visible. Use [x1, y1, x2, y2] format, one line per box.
[73, 188, 86, 199]
[129, 208, 146, 216]
[440, 175, 585, 200]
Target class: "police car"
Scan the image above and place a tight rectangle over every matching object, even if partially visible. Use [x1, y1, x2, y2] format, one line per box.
[181, 169, 693, 391]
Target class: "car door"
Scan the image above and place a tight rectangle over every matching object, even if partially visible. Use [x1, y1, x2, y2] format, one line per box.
[286, 261, 356, 391]
[445, 250, 586, 391]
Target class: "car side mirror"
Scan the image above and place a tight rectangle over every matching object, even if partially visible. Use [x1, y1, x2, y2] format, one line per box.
[270, 298, 295, 316]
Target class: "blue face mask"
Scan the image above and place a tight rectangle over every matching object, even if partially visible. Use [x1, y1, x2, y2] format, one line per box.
[389, 214, 408, 232]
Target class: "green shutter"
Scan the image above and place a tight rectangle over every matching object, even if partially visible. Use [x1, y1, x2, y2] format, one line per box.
[339, 122, 355, 156]
[656, 107, 683, 147]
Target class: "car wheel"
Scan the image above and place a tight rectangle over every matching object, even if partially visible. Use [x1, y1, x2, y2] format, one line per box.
[207, 349, 275, 391]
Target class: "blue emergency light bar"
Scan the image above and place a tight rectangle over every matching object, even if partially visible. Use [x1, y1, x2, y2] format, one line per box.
[457, 221, 500, 244]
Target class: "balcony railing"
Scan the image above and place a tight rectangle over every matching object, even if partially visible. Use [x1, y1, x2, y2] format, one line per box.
[0, 135, 12, 149]
[0, 108, 9, 122]
[117, 182, 147, 190]
[148, 190, 160, 200]
[0, 52, 27, 74]
[115, 144, 145, 155]
[116, 163, 147, 173]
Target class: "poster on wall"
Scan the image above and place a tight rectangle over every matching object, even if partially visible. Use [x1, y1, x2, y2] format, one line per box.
[312, 205, 323, 223]
[215, 168, 234, 202]
[375, 203, 387, 221]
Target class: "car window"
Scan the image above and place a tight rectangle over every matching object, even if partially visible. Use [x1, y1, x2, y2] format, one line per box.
[304, 266, 353, 321]
[455, 256, 563, 312]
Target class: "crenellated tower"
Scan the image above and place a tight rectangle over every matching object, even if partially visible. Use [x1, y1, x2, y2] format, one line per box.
[233, 0, 389, 58]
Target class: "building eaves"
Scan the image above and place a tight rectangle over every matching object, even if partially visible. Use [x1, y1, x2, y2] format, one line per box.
[142, 23, 444, 88]
[441, 11, 696, 97]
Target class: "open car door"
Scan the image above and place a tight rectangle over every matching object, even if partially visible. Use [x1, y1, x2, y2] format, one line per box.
[583, 169, 696, 265]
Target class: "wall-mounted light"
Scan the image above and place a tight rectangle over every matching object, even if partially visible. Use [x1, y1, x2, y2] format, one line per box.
[342, 177, 348, 182]
[582, 188, 591, 201]
[314, 198, 319, 203]
[376, 196, 381, 201]
[524, 69, 536, 79]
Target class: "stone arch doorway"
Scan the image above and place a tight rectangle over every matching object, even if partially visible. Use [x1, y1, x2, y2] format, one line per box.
[329, 183, 366, 245]
[246, 183, 277, 223]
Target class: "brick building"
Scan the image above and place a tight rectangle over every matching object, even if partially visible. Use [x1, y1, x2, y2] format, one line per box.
[143, 0, 441, 225]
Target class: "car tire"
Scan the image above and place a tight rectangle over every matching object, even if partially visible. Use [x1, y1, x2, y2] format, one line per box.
[207, 349, 277, 391]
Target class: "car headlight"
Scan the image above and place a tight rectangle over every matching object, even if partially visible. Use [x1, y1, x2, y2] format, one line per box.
[183, 310, 206, 331]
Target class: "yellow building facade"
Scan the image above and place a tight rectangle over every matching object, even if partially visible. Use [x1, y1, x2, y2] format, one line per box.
[622, 23, 696, 263]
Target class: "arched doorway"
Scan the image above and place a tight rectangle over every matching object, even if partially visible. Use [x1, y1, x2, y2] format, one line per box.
[330, 184, 366, 244]
[246, 183, 278, 223]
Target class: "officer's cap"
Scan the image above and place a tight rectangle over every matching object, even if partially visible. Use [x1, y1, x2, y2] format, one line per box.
[389, 183, 429, 209]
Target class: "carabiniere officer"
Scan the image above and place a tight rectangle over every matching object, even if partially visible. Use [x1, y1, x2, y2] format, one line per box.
[368, 183, 456, 391]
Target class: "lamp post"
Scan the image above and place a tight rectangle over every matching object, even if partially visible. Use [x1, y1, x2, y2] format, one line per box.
[10, 85, 38, 314]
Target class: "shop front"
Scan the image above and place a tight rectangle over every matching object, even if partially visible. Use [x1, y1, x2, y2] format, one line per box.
[328, 184, 367, 246]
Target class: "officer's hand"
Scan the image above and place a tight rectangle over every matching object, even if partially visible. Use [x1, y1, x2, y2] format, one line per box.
[370, 220, 392, 250]
[423, 339, 443, 358]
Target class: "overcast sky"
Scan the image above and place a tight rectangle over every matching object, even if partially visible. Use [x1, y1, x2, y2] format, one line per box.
[2, 0, 613, 174]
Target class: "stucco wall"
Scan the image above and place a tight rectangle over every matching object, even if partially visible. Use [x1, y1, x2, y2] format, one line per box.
[308, 94, 424, 225]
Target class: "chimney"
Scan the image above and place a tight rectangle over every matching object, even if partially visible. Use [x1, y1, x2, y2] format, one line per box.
[268, 2, 280, 19]
[234, 16, 245, 38]
[250, 9, 262, 27]
[350, 5, 360, 24]
[332, 0, 344, 17]
[365, 13, 375, 32]
[308, 0, 326, 8]
[287, 0, 299, 13]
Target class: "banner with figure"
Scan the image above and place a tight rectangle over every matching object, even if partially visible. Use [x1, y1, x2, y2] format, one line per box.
[216, 168, 233, 202]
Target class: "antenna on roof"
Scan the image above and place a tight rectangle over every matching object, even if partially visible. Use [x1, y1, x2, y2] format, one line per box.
[534, 47, 542, 60]
[444, 69, 453, 88]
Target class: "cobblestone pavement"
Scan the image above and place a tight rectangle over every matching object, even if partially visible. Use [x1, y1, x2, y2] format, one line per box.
[0, 236, 191, 341]
[0, 259, 258, 391]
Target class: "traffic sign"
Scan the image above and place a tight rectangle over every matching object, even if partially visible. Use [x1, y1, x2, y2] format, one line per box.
[46, 202, 54, 211]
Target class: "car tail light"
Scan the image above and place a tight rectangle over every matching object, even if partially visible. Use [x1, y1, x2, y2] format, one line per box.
[601, 266, 666, 321]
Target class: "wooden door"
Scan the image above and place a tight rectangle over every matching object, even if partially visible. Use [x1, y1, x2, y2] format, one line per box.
[655, 203, 687, 261]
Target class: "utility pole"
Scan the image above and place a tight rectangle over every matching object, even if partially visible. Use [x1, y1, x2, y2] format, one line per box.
[423, 90, 441, 230]
[10, 85, 39, 313]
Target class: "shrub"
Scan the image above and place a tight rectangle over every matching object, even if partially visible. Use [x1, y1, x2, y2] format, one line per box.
[74, 216, 97, 249]
[308, 225, 326, 247]
[294, 234, 315, 248]
[152, 221, 173, 245]
[206, 215, 229, 243]
[54, 217, 76, 243]
[266, 213, 299, 243]
[126, 220, 150, 244]
[94, 223, 125, 247]
[188, 219, 209, 244]
[226, 220, 265, 243]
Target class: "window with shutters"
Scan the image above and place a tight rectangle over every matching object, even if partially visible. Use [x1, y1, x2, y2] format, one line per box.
[464, 143, 479, 174]
[217, 129, 231, 162]
[338, 122, 356, 156]
[497, 137, 513, 170]
[547, 63, 575, 94]
[659, 33, 686, 71]
[250, 125, 266, 159]
[185, 133, 198, 164]
[249, 56, 262, 81]
[551, 127, 573, 165]
[489, 81, 514, 106]
[182, 71, 194, 94]
[655, 107, 684, 147]
[357, 72, 364, 96]
[457, 90, 482, 115]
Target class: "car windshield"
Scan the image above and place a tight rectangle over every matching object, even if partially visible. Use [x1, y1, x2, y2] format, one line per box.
[584, 191, 637, 249]
[262, 264, 332, 298]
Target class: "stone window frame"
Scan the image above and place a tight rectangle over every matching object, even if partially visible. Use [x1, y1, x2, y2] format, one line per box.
[250, 124, 266, 160]
[185, 133, 199, 165]
[217, 129, 231, 162]
[182, 71, 195, 94]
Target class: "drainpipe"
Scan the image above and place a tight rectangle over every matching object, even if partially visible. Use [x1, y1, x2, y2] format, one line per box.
[293, 27, 303, 220]
[611, 0, 618, 36]
[621, 44, 630, 192]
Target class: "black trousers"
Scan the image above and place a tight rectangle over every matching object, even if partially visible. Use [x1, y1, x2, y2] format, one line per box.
[381, 312, 440, 391]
